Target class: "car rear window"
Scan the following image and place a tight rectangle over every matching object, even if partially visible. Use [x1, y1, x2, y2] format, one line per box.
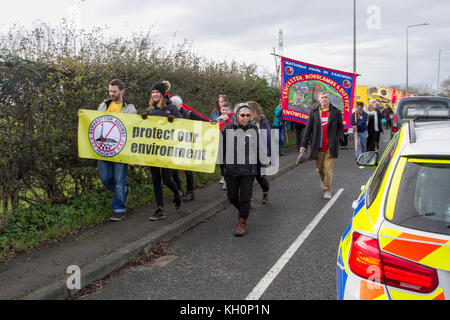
[400, 100, 449, 120]
[391, 160, 450, 235]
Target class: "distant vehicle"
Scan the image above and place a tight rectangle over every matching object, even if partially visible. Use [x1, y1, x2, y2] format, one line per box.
[337, 120, 450, 300]
[391, 96, 450, 137]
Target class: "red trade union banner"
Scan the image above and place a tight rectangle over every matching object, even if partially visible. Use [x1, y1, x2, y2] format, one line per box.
[281, 57, 357, 128]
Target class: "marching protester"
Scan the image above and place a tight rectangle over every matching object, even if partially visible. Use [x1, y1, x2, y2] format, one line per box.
[366, 101, 384, 152]
[300, 92, 344, 199]
[222, 103, 261, 236]
[351, 101, 368, 159]
[78, 79, 137, 221]
[382, 104, 393, 129]
[375, 102, 384, 150]
[141, 81, 183, 220]
[273, 102, 290, 156]
[171, 95, 209, 202]
[247, 100, 271, 204]
[210, 94, 229, 122]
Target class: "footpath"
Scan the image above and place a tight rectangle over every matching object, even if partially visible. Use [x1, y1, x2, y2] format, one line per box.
[0, 147, 300, 300]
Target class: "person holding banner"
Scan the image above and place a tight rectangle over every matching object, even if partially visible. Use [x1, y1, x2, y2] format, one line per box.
[90, 78, 137, 221]
[171, 95, 208, 202]
[247, 100, 271, 204]
[141, 81, 183, 220]
[300, 92, 344, 199]
[222, 103, 261, 236]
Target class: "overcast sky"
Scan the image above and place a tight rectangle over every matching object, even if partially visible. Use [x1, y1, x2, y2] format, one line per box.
[1, 0, 449, 91]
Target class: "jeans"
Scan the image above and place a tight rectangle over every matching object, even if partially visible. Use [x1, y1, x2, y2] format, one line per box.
[355, 130, 368, 159]
[98, 160, 128, 213]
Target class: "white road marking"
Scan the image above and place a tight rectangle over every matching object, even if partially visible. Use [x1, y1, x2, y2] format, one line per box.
[245, 188, 344, 300]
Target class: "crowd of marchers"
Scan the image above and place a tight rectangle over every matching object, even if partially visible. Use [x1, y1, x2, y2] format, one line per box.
[80, 79, 378, 237]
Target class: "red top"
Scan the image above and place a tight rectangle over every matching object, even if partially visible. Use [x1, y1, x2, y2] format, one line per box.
[219, 112, 235, 130]
[319, 109, 329, 152]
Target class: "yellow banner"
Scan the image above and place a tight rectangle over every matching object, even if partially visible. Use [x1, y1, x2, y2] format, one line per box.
[355, 85, 369, 106]
[78, 110, 220, 173]
[376, 85, 405, 101]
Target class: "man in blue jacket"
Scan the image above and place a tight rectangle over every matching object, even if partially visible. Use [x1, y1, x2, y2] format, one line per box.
[352, 102, 368, 160]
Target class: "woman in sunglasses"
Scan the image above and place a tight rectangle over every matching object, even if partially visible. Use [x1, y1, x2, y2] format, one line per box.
[221, 103, 262, 236]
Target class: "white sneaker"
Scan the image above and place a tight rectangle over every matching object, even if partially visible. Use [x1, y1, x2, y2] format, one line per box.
[219, 177, 225, 184]
[323, 191, 332, 199]
[222, 183, 227, 190]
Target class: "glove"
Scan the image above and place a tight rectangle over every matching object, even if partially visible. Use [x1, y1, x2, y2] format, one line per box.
[167, 114, 175, 123]
[141, 112, 148, 120]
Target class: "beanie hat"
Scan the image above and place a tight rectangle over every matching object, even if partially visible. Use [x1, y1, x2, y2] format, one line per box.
[151, 82, 167, 96]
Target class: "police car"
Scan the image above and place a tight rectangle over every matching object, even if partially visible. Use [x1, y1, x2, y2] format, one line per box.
[337, 113, 450, 300]
[391, 96, 450, 137]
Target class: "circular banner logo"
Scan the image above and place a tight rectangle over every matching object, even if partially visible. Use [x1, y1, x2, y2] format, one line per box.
[285, 66, 294, 76]
[89, 115, 127, 157]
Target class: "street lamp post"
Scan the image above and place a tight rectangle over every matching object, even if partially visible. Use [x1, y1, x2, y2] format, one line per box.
[353, 0, 356, 74]
[406, 23, 429, 96]
[437, 49, 450, 95]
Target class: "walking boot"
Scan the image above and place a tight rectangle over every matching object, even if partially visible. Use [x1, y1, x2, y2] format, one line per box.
[262, 192, 269, 204]
[174, 194, 183, 210]
[182, 190, 195, 202]
[234, 217, 247, 237]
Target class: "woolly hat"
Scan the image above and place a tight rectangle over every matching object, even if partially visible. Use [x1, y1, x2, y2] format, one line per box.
[151, 80, 171, 96]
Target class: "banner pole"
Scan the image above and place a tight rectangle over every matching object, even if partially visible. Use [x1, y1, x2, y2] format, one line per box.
[274, 49, 288, 144]
[354, 112, 358, 153]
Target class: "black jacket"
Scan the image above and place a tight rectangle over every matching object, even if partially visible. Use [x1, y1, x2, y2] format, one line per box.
[221, 121, 261, 176]
[145, 97, 182, 118]
[301, 104, 344, 159]
[180, 108, 208, 122]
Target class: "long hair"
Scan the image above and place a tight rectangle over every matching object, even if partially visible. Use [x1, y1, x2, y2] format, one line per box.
[149, 81, 171, 109]
[215, 94, 229, 112]
[246, 100, 265, 124]
[149, 96, 166, 109]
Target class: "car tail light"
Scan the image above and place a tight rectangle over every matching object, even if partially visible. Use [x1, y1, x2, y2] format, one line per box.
[349, 232, 438, 294]
[392, 114, 398, 132]
[381, 253, 438, 294]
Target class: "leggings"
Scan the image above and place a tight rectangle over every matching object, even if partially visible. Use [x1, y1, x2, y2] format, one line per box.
[224, 175, 255, 219]
[150, 166, 180, 208]
[172, 170, 195, 192]
[256, 175, 269, 193]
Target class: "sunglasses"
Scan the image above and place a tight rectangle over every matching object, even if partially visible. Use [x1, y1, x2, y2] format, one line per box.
[239, 114, 251, 118]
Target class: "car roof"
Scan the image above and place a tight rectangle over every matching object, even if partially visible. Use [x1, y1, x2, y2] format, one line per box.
[401, 121, 450, 157]
[398, 96, 450, 103]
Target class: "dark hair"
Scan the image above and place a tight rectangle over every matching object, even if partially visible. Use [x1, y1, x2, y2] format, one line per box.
[221, 101, 232, 110]
[109, 79, 125, 90]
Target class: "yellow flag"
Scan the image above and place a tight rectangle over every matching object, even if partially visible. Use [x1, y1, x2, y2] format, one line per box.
[78, 110, 220, 173]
